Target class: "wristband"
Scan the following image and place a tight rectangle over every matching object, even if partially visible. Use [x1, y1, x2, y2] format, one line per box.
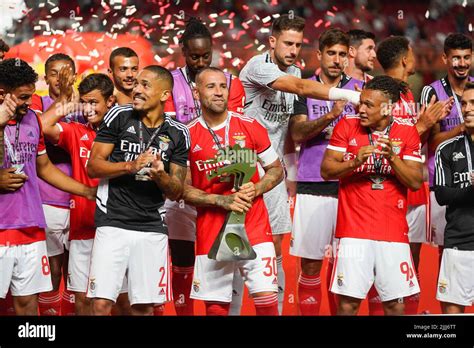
[283, 153, 298, 181]
[329, 87, 360, 105]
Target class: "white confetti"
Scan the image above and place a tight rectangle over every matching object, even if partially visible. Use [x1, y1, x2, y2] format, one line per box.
[213, 31, 223, 38]
[166, 48, 174, 54]
[425, 10, 429, 19]
[223, 51, 232, 58]
[76, 55, 92, 61]
[50, 7, 59, 14]
[232, 58, 240, 67]
[42, 31, 51, 36]
[39, 2, 45, 7]
[34, 26, 41, 31]
[125, 6, 137, 16]
[469, 23, 473, 32]
[154, 54, 162, 63]
[262, 16, 271, 23]
[89, 49, 100, 58]
[98, 60, 104, 66]
[259, 28, 270, 34]
[462, 0, 467, 7]
[257, 44, 265, 51]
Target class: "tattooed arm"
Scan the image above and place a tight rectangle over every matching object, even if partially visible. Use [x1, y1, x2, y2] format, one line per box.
[183, 184, 253, 213]
[290, 100, 347, 144]
[238, 159, 284, 201]
[150, 161, 187, 201]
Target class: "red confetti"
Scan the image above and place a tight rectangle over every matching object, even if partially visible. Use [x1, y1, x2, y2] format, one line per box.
[327, 11, 335, 17]
[219, 10, 228, 16]
[325, 20, 331, 27]
[314, 19, 323, 27]
[242, 5, 249, 10]
[193, 1, 199, 11]
[160, 3, 170, 15]
[244, 43, 253, 49]
[332, 6, 338, 11]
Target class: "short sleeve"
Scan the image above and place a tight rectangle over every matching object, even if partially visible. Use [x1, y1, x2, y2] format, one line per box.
[401, 125, 423, 163]
[95, 106, 124, 144]
[228, 76, 246, 113]
[241, 59, 287, 89]
[57, 121, 74, 150]
[164, 94, 176, 116]
[327, 117, 350, 153]
[170, 127, 190, 167]
[420, 85, 438, 105]
[292, 95, 307, 116]
[252, 119, 278, 166]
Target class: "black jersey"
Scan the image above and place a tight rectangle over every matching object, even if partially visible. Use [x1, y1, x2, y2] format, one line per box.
[434, 133, 474, 250]
[94, 104, 190, 233]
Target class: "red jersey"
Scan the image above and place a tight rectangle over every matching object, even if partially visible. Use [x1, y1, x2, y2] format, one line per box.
[188, 112, 278, 255]
[397, 90, 428, 206]
[327, 115, 423, 243]
[57, 122, 98, 240]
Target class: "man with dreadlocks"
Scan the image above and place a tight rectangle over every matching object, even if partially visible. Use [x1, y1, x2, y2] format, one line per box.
[163, 17, 245, 316]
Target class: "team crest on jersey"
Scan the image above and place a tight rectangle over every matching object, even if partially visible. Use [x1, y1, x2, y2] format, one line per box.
[159, 288, 165, 296]
[159, 135, 171, 151]
[438, 280, 447, 294]
[337, 274, 344, 287]
[89, 278, 96, 291]
[193, 280, 200, 293]
[272, 277, 278, 285]
[391, 140, 403, 155]
[233, 133, 246, 148]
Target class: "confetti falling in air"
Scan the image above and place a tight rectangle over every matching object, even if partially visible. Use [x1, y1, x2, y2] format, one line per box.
[469, 23, 473, 32]
[425, 10, 430, 19]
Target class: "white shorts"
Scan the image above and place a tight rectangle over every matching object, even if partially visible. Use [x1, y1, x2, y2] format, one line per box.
[67, 239, 128, 294]
[407, 204, 429, 244]
[263, 179, 292, 235]
[190, 242, 278, 302]
[43, 204, 70, 256]
[437, 248, 474, 306]
[87, 226, 171, 306]
[290, 194, 337, 260]
[330, 238, 420, 302]
[0, 241, 52, 298]
[430, 191, 446, 246]
[164, 199, 197, 242]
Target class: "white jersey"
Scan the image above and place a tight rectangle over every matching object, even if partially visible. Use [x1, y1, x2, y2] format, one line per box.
[239, 51, 301, 158]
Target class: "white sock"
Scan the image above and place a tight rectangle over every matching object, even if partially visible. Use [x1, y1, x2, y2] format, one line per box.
[276, 255, 285, 315]
[229, 268, 244, 316]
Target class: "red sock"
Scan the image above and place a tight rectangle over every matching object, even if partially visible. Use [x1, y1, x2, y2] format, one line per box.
[153, 304, 165, 316]
[326, 261, 338, 315]
[404, 273, 421, 315]
[205, 302, 230, 316]
[368, 285, 384, 315]
[298, 273, 322, 315]
[254, 293, 279, 316]
[60, 290, 75, 316]
[172, 265, 194, 316]
[38, 290, 61, 316]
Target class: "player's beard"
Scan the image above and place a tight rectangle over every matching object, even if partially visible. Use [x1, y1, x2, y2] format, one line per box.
[203, 98, 228, 114]
[355, 57, 373, 73]
[453, 67, 470, 80]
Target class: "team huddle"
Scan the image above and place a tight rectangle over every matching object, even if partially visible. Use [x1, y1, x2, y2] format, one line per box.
[0, 14, 473, 316]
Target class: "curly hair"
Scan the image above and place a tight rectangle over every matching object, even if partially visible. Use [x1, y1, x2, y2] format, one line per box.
[364, 75, 407, 103]
[0, 58, 38, 90]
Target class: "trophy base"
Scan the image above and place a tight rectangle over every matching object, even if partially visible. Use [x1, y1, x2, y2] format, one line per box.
[208, 223, 257, 262]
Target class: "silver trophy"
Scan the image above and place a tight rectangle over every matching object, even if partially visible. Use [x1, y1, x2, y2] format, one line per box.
[135, 166, 152, 181]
